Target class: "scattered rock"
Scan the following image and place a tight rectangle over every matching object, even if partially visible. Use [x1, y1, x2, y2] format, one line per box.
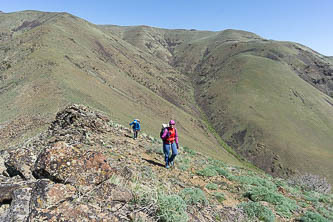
[34, 141, 114, 187]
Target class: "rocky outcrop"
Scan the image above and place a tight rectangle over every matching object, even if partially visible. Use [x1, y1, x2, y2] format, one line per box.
[47, 104, 111, 145]
[0, 104, 133, 221]
[34, 141, 114, 188]
[1, 104, 327, 221]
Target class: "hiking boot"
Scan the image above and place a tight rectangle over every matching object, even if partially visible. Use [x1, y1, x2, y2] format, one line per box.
[165, 165, 170, 169]
[169, 161, 174, 167]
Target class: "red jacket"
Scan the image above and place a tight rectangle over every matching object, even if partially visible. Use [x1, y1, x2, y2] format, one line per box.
[161, 127, 179, 145]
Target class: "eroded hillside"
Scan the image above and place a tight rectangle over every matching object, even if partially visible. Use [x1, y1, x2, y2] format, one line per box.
[1, 10, 333, 184]
[0, 11, 239, 167]
[102, 25, 333, 182]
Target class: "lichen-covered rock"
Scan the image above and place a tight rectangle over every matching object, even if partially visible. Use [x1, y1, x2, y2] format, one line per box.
[28, 179, 79, 221]
[30, 179, 76, 209]
[29, 201, 121, 222]
[29, 180, 134, 221]
[86, 181, 133, 207]
[2, 187, 32, 222]
[5, 148, 38, 180]
[34, 141, 114, 187]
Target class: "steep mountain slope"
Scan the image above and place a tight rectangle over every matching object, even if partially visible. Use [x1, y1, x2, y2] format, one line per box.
[1, 10, 333, 183]
[0, 11, 239, 165]
[103, 25, 333, 182]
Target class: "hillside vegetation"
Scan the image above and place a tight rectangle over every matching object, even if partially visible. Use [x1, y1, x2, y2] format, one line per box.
[0, 10, 333, 184]
[0, 11, 238, 166]
[102, 25, 333, 182]
[0, 105, 332, 221]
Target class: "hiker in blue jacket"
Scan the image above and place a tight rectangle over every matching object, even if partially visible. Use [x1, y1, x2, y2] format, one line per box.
[129, 119, 141, 139]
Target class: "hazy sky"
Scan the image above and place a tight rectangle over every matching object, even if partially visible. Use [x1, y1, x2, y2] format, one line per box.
[2, 0, 333, 56]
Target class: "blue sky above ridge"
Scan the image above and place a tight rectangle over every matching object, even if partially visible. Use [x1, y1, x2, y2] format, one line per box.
[1, 0, 333, 56]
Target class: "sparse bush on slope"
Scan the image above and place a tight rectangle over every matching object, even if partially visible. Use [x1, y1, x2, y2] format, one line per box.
[239, 201, 275, 222]
[196, 165, 218, 177]
[245, 186, 298, 218]
[179, 188, 208, 206]
[212, 192, 225, 203]
[157, 194, 188, 222]
[299, 211, 330, 222]
[183, 146, 196, 156]
[206, 183, 218, 190]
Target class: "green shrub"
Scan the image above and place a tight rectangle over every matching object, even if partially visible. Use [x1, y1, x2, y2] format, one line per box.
[179, 164, 190, 171]
[207, 158, 226, 168]
[245, 186, 297, 218]
[245, 186, 284, 204]
[275, 203, 297, 218]
[196, 165, 218, 177]
[215, 168, 231, 178]
[130, 183, 157, 206]
[157, 194, 188, 222]
[180, 188, 208, 206]
[183, 146, 196, 155]
[213, 192, 225, 203]
[299, 211, 329, 222]
[235, 175, 277, 190]
[318, 194, 331, 203]
[239, 201, 275, 222]
[299, 200, 311, 208]
[178, 157, 190, 171]
[316, 207, 333, 221]
[197, 163, 231, 178]
[273, 178, 288, 187]
[140, 166, 154, 179]
[109, 174, 123, 185]
[284, 183, 302, 196]
[206, 183, 218, 190]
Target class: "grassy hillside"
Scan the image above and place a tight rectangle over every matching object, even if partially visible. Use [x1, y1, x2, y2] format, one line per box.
[1, 10, 333, 184]
[198, 54, 333, 177]
[0, 11, 240, 166]
[104, 25, 333, 183]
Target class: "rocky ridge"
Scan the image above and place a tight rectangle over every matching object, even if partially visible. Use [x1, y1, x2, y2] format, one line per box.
[0, 105, 245, 221]
[0, 105, 332, 221]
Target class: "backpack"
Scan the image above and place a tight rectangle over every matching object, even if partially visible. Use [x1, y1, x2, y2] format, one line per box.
[160, 123, 169, 139]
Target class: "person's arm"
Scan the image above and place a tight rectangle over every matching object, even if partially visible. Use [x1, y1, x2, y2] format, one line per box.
[175, 128, 179, 148]
[161, 128, 168, 140]
[129, 121, 133, 126]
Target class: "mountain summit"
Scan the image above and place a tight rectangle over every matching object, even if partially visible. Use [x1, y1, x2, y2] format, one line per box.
[0, 10, 332, 185]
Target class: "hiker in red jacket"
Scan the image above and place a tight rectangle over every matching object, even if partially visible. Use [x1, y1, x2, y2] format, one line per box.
[161, 120, 179, 169]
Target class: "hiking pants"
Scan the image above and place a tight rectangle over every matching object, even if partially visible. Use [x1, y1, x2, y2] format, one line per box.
[133, 129, 139, 139]
[163, 142, 178, 166]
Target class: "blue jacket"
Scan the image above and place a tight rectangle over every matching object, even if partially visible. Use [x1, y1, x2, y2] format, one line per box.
[129, 120, 141, 130]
